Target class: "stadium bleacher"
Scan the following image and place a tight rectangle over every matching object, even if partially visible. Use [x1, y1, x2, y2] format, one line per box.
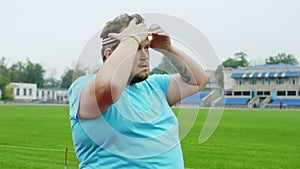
[215, 97, 250, 105]
[180, 92, 209, 104]
[269, 98, 300, 106]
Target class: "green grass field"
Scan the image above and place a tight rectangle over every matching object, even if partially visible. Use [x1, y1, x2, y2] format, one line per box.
[0, 105, 299, 169]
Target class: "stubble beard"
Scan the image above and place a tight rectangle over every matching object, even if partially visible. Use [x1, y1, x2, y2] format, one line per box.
[130, 71, 149, 85]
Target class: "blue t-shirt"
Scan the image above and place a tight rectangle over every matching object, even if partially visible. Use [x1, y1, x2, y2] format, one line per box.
[68, 74, 184, 169]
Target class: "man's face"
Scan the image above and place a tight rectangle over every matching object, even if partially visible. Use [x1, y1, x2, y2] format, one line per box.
[130, 39, 150, 84]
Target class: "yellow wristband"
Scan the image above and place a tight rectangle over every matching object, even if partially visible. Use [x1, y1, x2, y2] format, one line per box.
[128, 35, 140, 45]
[122, 35, 140, 45]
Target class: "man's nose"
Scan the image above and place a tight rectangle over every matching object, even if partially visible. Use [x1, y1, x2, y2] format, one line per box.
[139, 49, 149, 60]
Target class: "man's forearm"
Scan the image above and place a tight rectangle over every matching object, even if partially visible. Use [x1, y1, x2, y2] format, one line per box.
[162, 46, 209, 86]
[95, 39, 138, 102]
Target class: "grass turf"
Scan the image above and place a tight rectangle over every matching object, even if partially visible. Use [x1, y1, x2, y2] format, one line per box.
[0, 105, 299, 168]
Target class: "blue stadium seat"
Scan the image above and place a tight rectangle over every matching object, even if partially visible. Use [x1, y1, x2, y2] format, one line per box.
[180, 92, 209, 104]
[270, 98, 300, 106]
[216, 98, 250, 105]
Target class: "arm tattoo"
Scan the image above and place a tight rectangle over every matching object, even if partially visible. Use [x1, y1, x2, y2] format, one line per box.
[171, 60, 191, 83]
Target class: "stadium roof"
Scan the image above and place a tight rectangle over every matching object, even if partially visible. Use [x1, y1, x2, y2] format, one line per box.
[231, 71, 300, 78]
[234, 64, 300, 71]
[231, 64, 300, 78]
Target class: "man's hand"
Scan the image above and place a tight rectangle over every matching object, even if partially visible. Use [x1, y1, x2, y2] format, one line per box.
[109, 18, 149, 44]
[149, 24, 172, 52]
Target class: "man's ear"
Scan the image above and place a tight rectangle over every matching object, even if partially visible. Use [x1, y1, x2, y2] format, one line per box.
[104, 48, 112, 60]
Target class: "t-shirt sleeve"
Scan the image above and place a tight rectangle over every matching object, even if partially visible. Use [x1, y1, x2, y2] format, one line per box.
[68, 74, 96, 120]
[147, 74, 171, 95]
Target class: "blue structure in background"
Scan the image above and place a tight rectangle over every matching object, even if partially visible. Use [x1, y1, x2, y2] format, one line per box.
[223, 64, 300, 108]
[270, 98, 300, 106]
[180, 92, 209, 104]
[215, 98, 250, 105]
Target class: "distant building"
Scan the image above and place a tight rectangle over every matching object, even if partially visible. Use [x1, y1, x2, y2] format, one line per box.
[37, 88, 68, 103]
[7, 82, 68, 104]
[8, 82, 37, 100]
[221, 64, 300, 108]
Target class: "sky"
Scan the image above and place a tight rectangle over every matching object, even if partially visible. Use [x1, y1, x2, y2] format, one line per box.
[0, 0, 299, 79]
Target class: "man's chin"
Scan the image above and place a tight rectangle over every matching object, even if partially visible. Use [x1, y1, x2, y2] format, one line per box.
[130, 72, 149, 84]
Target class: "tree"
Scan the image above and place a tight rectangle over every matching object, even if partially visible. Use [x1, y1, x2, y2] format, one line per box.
[0, 57, 9, 77]
[222, 51, 249, 68]
[24, 60, 45, 87]
[61, 69, 74, 89]
[0, 76, 12, 100]
[216, 52, 249, 88]
[0, 57, 14, 100]
[8, 61, 26, 82]
[61, 65, 89, 89]
[222, 58, 238, 68]
[2, 87, 14, 100]
[8, 60, 45, 87]
[265, 53, 298, 65]
[150, 56, 177, 75]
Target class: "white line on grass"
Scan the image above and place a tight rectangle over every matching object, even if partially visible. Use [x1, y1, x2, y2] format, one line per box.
[0, 144, 75, 153]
